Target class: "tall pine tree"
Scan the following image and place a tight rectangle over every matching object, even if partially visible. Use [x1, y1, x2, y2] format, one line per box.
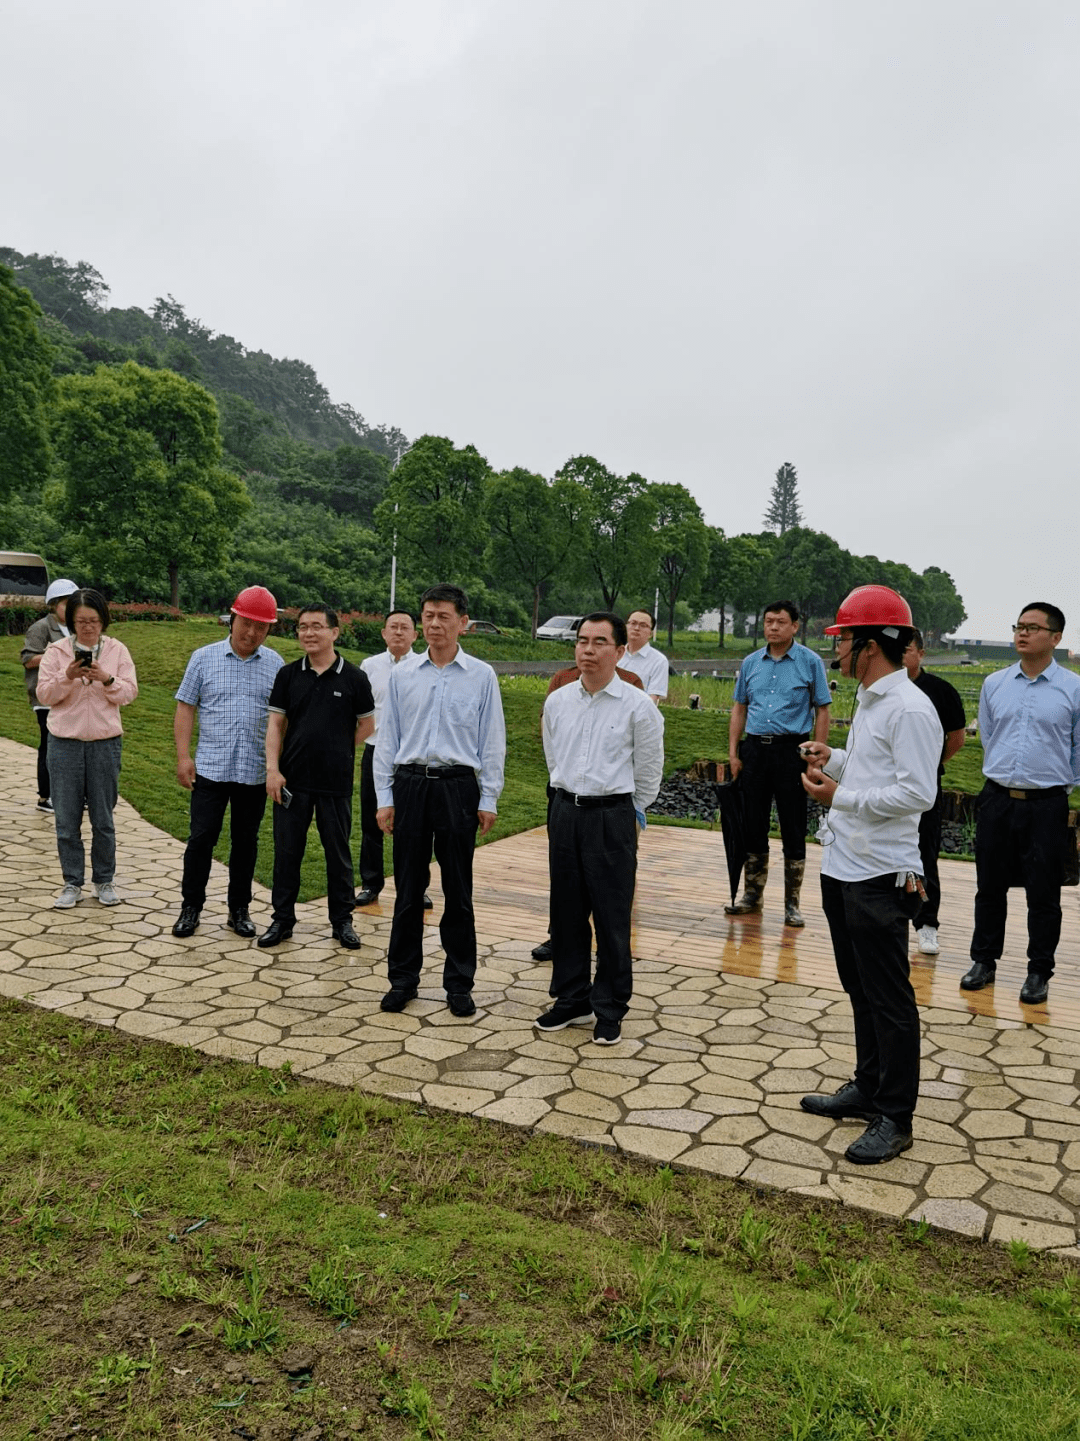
[763, 461, 803, 534]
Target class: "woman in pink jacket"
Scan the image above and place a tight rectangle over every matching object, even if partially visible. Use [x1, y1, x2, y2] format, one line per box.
[36, 589, 138, 908]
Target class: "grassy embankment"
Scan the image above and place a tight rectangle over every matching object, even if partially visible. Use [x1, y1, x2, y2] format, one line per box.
[1, 999, 1078, 1438]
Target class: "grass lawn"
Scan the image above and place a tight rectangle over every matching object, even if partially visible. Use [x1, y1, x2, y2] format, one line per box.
[2, 999, 1079, 1439]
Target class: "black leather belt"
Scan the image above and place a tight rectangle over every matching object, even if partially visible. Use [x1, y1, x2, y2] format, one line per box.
[745, 733, 808, 746]
[396, 763, 475, 779]
[555, 788, 632, 809]
[987, 778, 1064, 801]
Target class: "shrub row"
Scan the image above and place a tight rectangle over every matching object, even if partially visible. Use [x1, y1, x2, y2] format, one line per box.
[0, 600, 185, 635]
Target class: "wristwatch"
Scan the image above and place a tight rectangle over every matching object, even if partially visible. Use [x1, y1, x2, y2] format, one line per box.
[104, 675, 115, 688]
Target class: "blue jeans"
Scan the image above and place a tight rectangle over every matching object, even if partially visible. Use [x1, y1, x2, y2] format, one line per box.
[47, 735, 122, 887]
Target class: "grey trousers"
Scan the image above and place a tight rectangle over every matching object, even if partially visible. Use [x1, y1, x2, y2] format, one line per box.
[47, 735, 122, 887]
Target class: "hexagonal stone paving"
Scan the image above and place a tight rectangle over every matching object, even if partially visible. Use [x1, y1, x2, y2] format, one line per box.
[2, 735, 1078, 1254]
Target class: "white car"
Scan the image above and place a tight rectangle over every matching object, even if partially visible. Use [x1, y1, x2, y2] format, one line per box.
[536, 615, 584, 642]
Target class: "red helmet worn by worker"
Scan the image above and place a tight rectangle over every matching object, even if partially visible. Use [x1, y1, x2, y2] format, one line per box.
[231, 586, 278, 624]
[824, 585, 913, 635]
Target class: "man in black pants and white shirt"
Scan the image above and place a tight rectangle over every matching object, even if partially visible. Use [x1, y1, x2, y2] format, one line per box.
[536, 612, 665, 1045]
[800, 586, 941, 1165]
[355, 610, 421, 907]
[375, 584, 506, 1017]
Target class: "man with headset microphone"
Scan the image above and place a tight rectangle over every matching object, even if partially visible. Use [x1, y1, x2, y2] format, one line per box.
[799, 586, 942, 1164]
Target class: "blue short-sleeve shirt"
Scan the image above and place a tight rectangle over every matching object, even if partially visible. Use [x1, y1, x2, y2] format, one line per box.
[734, 641, 831, 736]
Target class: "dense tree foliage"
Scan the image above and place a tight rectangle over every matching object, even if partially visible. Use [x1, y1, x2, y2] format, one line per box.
[53, 363, 248, 606]
[651, 483, 709, 647]
[555, 456, 657, 612]
[0, 244, 966, 637]
[487, 467, 574, 637]
[0, 266, 56, 500]
[375, 436, 492, 594]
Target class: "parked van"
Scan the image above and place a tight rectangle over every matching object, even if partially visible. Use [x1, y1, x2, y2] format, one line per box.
[0, 552, 48, 606]
[536, 615, 584, 642]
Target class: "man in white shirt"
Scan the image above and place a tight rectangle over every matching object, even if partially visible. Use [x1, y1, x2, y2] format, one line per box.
[537, 612, 665, 1045]
[800, 586, 941, 1165]
[374, 584, 506, 1017]
[619, 610, 668, 703]
[355, 610, 420, 907]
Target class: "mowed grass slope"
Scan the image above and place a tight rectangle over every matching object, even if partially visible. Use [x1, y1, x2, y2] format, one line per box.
[1, 1000, 1079, 1439]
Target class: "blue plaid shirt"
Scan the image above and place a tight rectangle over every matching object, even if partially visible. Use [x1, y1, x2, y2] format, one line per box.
[175, 638, 284, 785]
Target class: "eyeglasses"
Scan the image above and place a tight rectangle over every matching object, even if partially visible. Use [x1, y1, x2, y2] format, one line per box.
[297, 623, 330, 634]
[1012, 623, 1054, 635]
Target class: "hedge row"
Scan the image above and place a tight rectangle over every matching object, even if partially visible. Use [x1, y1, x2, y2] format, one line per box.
[0, 601, 187, 634]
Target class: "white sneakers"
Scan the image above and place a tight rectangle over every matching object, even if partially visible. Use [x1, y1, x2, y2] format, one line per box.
[917, 926, 940, 956]
[54, 882, 121, 908]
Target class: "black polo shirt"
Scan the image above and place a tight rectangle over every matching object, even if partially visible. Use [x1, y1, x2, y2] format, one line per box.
[268, 654, 374, 796]
[912, 669, 967, 776]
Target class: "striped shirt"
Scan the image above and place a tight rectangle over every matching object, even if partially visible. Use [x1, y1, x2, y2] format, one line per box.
[175, 638, 284, 785]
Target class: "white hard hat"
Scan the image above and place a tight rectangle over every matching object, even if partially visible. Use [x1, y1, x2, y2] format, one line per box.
[45, 578, 79, 604]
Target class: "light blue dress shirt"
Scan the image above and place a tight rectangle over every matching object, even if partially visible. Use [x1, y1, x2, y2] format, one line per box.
[734, 641, 832, 735]
[979, 660, 1080, 790]
[373, 646, 506, 812]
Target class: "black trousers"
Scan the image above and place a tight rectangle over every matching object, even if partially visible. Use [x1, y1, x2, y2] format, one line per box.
[820, 873, 922, 1127]
[357, 745, 384, 893]
[913, 789, 943, 931]
[35, 709, 50, 798]
[386, 769, 479, 994]
[970, 781, 1067, 978]
[182, 776, 267, 912]
[271, 789, 354, 928]
[547, 791, 637, 1023]
[740, 735, 809, 859]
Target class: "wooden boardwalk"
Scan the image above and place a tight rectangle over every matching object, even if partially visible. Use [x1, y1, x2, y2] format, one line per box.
[474, 823, 1080, 1031]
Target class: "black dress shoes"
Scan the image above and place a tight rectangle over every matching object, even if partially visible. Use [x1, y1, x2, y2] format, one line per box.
[1019, 972, 1050, 1005]
[799, 1080, 877, 1121]
[332, 921, 362, 950]
[423, 893, 434, 910]
[845, 1116, 913, 1165]
[257, 921, 294, 948]
[531, 939, 553, 961]
[447, 992, 476, 1017]
[227, 907, 256, 939]
[354, 888, 382, 907]
[959, 962, 996, 991]
[171, 905, 201, 938]
[381, 988, 417, 1012]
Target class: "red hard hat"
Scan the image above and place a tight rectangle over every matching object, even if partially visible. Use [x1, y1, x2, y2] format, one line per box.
[824, 585, 913, 635]
[231, 585, 278, 624]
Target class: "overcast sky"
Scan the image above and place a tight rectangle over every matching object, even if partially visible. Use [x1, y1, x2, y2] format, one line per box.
[6, 1, 1077, 642]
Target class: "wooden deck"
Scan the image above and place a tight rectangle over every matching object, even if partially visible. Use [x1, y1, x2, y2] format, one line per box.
[472, 825, 1080, 1032]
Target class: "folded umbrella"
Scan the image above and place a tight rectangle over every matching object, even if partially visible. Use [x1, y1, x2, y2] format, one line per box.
[714, 773, 747, 906]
